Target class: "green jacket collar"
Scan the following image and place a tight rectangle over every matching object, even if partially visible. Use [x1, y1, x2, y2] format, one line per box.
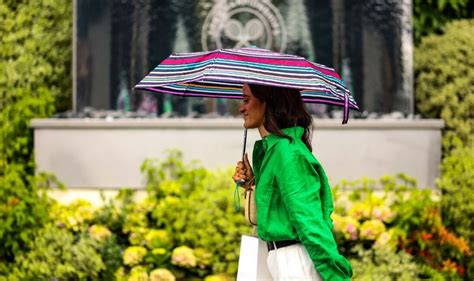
[262, 126, 304, 150]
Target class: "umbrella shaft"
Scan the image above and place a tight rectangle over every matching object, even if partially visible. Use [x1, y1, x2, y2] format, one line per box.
[241, 128, 248, 160]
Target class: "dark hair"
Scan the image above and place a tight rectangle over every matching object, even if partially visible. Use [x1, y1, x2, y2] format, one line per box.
[248, 84, 313, 151]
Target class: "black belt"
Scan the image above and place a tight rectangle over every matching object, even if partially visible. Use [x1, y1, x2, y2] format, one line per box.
[267, 240, 299, 251]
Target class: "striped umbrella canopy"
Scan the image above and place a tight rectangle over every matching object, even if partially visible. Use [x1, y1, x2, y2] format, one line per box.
[135, 47, 359, 123]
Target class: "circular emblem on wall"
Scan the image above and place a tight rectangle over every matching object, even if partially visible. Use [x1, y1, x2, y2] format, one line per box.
[201, 0, 287, 52]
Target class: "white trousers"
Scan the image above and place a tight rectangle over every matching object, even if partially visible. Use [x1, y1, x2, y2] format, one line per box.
[267, 243, 323, 281]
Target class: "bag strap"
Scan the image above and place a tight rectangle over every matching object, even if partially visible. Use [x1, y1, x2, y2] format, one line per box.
[245, 187, 257, 226]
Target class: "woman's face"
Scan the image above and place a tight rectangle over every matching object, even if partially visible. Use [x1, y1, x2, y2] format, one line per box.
[240, 84, 266, 129]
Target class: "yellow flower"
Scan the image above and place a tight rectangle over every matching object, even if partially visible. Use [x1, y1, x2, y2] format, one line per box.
[332, 213, 360, 240]
[128, 266, 148, 281]
[123, 246, 147, 266]
[360, 219, 386, 240]
[374, 229, 396, 250]
[53, 199, 94, 231]
[171, 246, 197, 268]
[149, 268, 176, 281]
[88, 224, 112, 241]
[348, 202, 371, 220]
[204, 274, 232, 281]
[371, 205, 395, 222]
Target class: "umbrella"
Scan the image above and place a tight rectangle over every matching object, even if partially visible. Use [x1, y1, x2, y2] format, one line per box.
[135, 47, 359, 209]
[135, 47, 359, 123]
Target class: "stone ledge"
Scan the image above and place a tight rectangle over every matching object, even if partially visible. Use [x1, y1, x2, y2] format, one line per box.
[31, 118, 444, 130]
[33, 118, 443, 189]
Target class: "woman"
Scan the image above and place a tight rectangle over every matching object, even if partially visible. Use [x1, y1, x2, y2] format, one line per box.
[232, 83, 352, 281]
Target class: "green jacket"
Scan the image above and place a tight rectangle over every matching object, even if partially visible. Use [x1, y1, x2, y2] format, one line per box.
[253, 126, 352, 281]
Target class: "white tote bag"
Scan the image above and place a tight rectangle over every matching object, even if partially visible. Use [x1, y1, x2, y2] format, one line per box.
[237, 235, 273, 281]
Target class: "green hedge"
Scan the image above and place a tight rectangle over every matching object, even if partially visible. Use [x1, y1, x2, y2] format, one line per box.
[1, 151, 250, 280]
[438, 143, 474, 278]
[414, 19, 474, 279]
[333, 175, 471, 280]
[125, 150, 251, 278]
[439, 143, 474, 244]
[0, 0, 71, 174]
[1, 151, 471, 280]
[0, 0, 71, 264]
[413, 0, 474, 44]
[414, 19, 474, 154]
[8, 224, 105, 280]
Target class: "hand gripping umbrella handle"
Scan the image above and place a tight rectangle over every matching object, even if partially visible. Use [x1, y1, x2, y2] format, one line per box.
[235, 129, 248, 185]
[234, 129, 248, 212]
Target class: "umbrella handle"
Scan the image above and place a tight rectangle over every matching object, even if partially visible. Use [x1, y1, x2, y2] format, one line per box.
[234, 129, 248, 212]
[241, 128, 248, 159]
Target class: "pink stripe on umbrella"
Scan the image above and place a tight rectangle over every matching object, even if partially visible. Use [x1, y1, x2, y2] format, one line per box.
[161, 52, 341, 79]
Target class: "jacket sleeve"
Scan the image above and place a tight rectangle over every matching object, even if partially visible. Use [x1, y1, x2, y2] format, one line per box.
[275, 150, 352, 281]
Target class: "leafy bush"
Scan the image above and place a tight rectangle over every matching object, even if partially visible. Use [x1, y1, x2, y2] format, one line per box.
[47, 157, 474, 280]
[48, 150, 251, 280]
[438, 143, 474, 278]
[51, 199, 95, 232]
[332, 174, 471, 279]
[0, 0, 72, 175]
[0, 0, 72, 116]
[5, 224, 104, 280]
[414, 19, 474, 154]
[0, 172, 62, 264]
[413, 0, 474, 44]
[0, 0, 71, 266]
[438, 143, 474, 241]
[141, 151, 251, 275]
[3, 150, 471, 280]
[350, 245, 419, 281]
[414, 19, 474, 279]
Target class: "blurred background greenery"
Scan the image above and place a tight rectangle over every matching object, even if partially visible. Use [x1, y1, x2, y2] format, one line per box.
[1, 0, 473, 280]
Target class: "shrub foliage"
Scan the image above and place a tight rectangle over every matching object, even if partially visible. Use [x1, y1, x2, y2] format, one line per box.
[413, 0, 474, 44]
[1, 1, 472, 280]
[2, 151, 470, 280]
[333, 175, 471, 280]
[0, 0, 71, 263]
[414, 19, 474, 278]
[414, 19, 474, 154]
